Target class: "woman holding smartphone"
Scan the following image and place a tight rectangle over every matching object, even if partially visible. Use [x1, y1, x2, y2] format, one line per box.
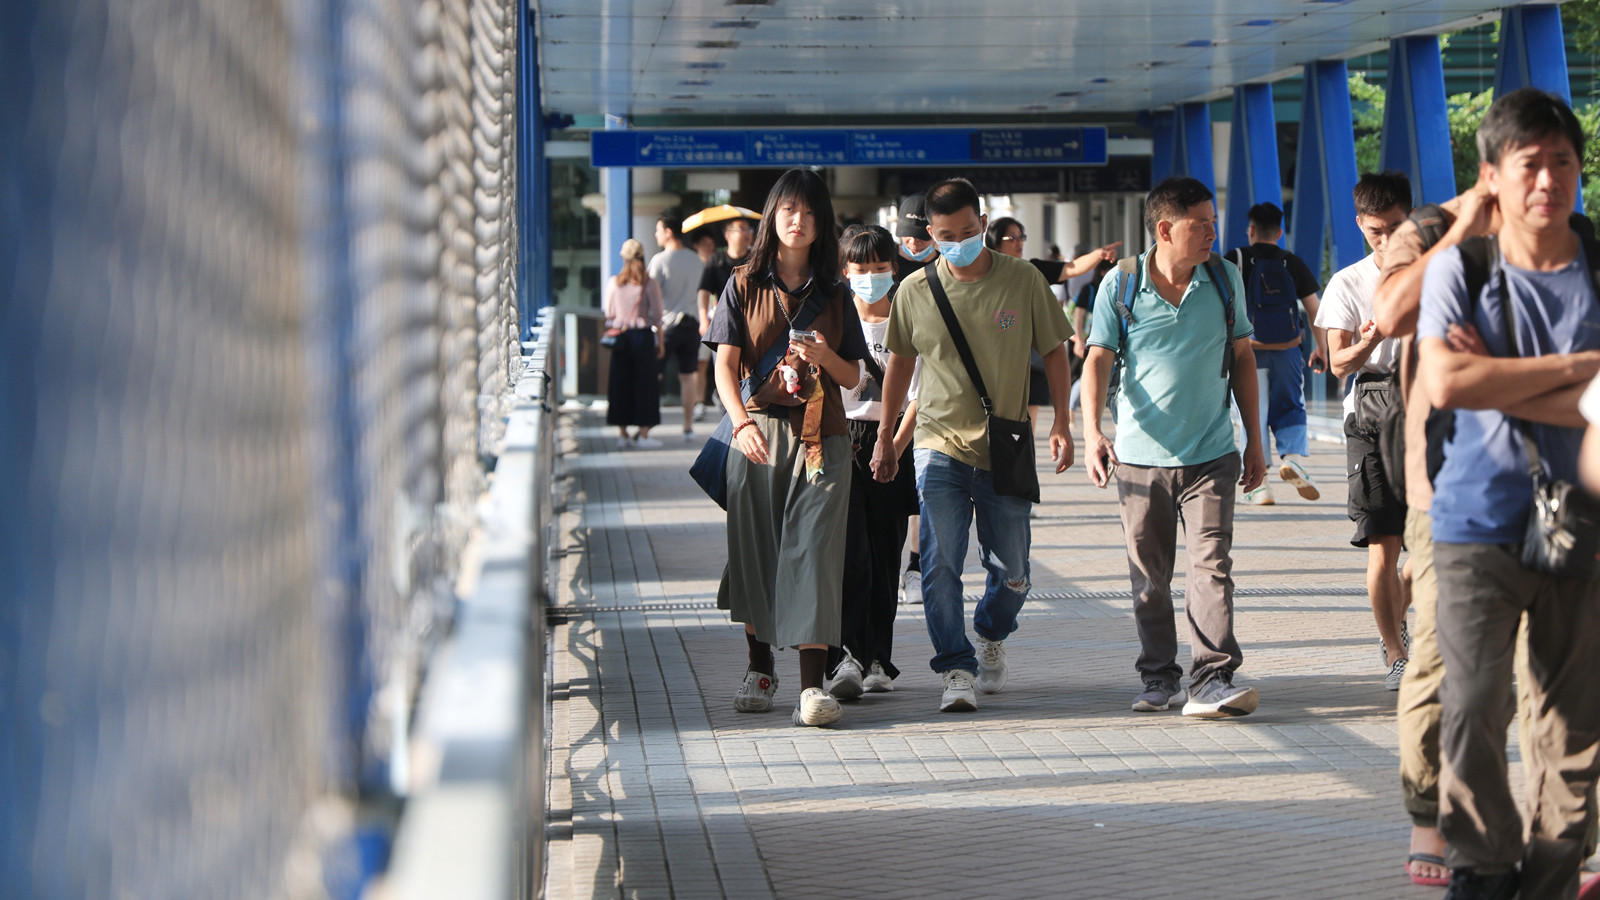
[703, 169, 867, 727]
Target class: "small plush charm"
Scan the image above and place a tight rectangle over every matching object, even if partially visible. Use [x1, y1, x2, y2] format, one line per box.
[778, 364, 801, 395]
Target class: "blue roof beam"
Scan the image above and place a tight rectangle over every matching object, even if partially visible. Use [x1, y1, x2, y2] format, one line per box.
[1381, 36, 1457, 208]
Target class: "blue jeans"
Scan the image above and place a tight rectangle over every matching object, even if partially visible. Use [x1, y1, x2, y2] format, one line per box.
[914, 448, 1033, 674]
[1258, 346, 1307, 457]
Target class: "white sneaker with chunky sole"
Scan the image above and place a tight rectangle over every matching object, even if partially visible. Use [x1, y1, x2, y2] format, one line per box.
[792, 687, 843, 727]
[733, 670, 778, 713]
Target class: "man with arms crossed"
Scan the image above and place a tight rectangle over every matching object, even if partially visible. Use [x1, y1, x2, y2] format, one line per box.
[871, 178, 1074, 713]
[1416, 89, 1600, 900]
[1081, 176, 1267, 719]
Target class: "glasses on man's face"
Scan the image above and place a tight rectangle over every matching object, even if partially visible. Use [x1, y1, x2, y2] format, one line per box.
[1001, 235, 1026, 243]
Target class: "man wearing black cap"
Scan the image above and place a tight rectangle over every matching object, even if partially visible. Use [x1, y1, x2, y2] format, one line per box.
[894, 194, 940, 283]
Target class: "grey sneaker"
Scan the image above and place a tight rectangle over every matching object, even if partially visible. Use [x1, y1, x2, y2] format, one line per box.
[1384, 657, 1408, 691]
[1131, 679, 1188, 712]
[792, 687, 843, 727]
[939, 669, 978, 712]
[1182, 673, 1258, 718]
[733, 670, 778, 713]
[974, 636, 1008, 694]
[828, 648, 865, 700]
[862, 661, 894, 693]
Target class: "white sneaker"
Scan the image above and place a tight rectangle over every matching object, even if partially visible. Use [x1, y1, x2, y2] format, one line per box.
[634, 436, 664, 449]
[1242, 484, 1275, 506]
[616, 436, 631, 451]
[939, 670, 978, 712]
[792, 687, 843, 727]
[693, 402, 708, 422]
[1278, 454, 1320, 501]
[683, 428, 694, 443]
[733, 670, 778, 713]
[974, 636, 1008, 694]
[827, 648, 865, 700]
[862, 661, 894, 693]
[899, 569, 922, 605]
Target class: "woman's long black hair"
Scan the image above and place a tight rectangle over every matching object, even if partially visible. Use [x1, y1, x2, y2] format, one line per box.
[740, 168, 839, 287]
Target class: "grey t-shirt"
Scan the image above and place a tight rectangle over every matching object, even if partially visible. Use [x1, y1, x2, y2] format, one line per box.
[648, 247, 706, 320]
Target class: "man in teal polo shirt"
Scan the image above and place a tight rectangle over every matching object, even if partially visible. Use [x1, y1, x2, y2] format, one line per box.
[1081, 176, 1268, 718]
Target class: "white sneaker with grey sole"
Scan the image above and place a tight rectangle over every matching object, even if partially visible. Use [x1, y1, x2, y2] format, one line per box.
[862, 661, 894, 693]
[1182, 675, 1258, 718]
[974, 636, 1008, 694]
[939, 670, 978, 712]
[827, 648, 865, 700]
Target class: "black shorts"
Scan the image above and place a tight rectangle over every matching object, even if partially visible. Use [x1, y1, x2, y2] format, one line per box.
[1028, 365, 1051, 407]
[662, 315, 700, 375]
[1345, 383, 1407, 547]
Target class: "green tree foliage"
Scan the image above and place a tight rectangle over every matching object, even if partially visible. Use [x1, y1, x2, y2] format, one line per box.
[1347, 72, 1599, 216]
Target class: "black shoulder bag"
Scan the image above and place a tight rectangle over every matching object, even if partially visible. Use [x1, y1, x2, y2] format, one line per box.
[925, 267, 1040, 503]
[1484, 237, 1600, 579]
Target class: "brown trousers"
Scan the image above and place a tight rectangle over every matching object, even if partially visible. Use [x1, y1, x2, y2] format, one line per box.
[1435, 541, 1600, 897]
[1115, 453, 1243, 687]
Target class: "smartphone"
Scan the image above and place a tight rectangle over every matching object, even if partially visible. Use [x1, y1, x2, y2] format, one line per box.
[789, 329, 818, 342]
[1096, 455, 1119, 489]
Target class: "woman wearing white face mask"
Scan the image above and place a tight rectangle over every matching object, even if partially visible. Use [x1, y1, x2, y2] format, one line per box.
[823, 224, 922, 699]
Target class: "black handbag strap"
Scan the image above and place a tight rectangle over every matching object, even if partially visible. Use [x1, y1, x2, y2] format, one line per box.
[1482, 236, 1551, 485]
[925, 265, 996, 414]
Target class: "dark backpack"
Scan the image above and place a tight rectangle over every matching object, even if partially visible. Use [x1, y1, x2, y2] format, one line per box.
[1235, 249, 1301, 344]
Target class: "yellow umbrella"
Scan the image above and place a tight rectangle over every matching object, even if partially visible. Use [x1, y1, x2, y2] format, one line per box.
[682, 204, 761, 233]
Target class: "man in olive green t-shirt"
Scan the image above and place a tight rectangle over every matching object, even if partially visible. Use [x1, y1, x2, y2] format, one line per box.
[872, 177, 1075, 714]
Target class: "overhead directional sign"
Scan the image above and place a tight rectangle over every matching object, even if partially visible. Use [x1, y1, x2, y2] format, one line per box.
[591, 126, 1109, 168]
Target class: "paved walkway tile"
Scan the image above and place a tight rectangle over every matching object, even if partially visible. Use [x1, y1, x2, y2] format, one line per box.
[544, 407, 1518, 900]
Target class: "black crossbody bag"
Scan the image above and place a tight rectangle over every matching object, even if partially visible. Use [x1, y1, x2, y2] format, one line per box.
[1480, 236, 1600, 579]
[925, 267, 1040, 503]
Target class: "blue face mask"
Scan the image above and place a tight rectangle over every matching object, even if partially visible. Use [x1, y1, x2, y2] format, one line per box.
[901, 241, 935, 262]
[936, 230, 986, 268]
[849, 272, 894, 303]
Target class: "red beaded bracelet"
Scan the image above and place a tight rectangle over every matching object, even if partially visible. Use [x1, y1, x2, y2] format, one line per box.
[732, 419, 757, 439]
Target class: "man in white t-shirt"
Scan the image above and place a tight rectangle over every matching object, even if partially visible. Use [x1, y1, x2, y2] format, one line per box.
[648, 212, 707, 441]
[1314, 171, 1412, 691]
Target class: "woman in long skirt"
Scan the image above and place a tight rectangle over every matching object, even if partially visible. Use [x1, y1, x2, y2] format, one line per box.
[603, 238, 664, 448]
[703, 169, 867, 727]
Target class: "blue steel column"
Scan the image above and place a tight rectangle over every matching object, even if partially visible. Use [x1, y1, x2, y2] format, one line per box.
[601, 115, 632, 291]
[1151, 110, 1176, 185]
[1225, 83, 1284, 251]
[1380, 37, 1456, 207]
[1174, 102, 1218, 250]
[1291, 60, 1365, 275]
[519, 0, 552, 337]
[1496, 4, 1583, 212]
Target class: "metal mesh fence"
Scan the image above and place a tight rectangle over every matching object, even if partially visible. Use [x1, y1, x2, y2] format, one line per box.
[0, 0, 527, 895]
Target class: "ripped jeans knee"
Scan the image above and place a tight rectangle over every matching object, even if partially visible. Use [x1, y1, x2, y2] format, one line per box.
[1003, 573, 1031, 595]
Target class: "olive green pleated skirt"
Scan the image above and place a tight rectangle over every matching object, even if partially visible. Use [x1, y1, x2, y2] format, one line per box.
[717, 415, 851, 648]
